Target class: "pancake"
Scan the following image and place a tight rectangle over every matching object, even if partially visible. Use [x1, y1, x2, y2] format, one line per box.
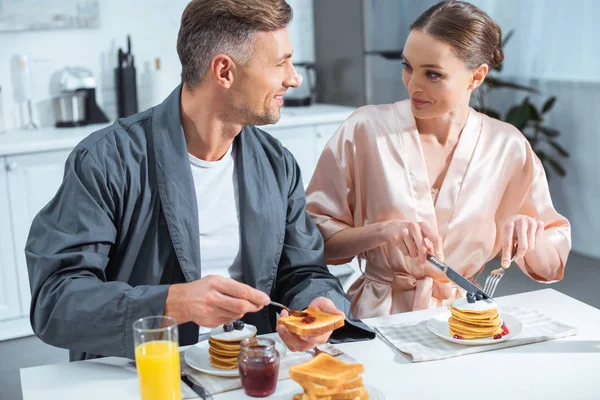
[208, 338, 242, 352]
[209, 356, 238, 370]
[448, 297, 503, 339]
[209, 346, 240, 358]
[207, 323, 257, 370]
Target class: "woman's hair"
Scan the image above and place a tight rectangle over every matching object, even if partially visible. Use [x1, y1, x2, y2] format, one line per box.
[177, 0, 293, 88]
[410, 0, 504, 70]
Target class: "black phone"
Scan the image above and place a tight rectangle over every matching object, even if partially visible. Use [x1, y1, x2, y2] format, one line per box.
[181, 374, 213, 400]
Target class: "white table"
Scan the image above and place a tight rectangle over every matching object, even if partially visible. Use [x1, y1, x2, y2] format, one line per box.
[20, 289, 600, 400]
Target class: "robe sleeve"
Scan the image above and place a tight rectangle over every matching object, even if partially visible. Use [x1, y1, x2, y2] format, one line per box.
[500, 140, 571, 282]
[306, 126, 356, 265]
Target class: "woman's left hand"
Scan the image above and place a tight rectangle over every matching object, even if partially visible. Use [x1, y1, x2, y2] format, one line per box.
[501, 215, 545, 268]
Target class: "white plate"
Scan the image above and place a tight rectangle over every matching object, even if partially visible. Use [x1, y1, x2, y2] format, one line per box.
[366, 385, 386, 400]
[184, 338, 288, 377]
[427, 312, 523, 345]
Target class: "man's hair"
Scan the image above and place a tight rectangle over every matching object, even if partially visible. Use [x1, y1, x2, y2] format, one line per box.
[177, 0, 293, 88]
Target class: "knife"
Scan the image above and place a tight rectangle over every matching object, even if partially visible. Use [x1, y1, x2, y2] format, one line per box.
[427, 254, 491, 300]
[179, 350, 213, 400]
[181, 374, 213, 400]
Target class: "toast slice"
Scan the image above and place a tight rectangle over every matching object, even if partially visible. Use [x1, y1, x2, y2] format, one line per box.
[301, 376, 363, 396]
[325, 386, 368, 400]
[293, 388, 368, 400]
[277, 307, 345, 336]
[289, 353, 364, 387]
[293, 394, 331, 400]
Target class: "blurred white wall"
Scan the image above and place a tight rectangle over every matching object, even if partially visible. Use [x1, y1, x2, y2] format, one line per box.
[470, 0, 600, 83]
[287, 0, 315, 63]
[0, 0, 314, 131]
[0, 0, 189, 130]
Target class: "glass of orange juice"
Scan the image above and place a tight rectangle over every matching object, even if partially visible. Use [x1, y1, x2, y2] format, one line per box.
[133, 316, 181, 400]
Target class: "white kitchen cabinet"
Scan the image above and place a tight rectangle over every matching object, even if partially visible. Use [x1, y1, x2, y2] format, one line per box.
[5, 150, 72, 319]
[0, 157, 22, 321]
[267, 123, 343, 185]
[268, 125, 318, 182]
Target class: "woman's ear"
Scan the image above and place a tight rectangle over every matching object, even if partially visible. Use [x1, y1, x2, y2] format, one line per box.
[469, 64, 489, 90]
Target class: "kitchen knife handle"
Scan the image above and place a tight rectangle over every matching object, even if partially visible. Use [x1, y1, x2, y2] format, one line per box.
[427, 253, 448, 273]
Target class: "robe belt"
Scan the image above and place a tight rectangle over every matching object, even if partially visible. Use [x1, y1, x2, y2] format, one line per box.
[363, 266, 457, 310]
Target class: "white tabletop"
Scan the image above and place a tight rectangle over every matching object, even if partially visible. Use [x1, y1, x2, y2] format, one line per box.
[20, 289, 600, 400]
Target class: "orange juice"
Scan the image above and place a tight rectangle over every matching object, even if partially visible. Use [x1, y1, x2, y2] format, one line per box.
[135, 340, 181, 400]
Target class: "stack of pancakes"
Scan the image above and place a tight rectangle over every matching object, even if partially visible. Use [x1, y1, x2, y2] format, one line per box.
[448, 297, 503, 339]
[208, 324, 257, 370]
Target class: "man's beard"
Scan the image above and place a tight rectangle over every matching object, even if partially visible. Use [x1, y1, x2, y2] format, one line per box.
[239, 104, 280, 126]
[224, 98, 281, 127]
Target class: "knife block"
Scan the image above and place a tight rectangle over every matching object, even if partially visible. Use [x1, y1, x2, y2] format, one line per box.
[115, 66, 138, 118]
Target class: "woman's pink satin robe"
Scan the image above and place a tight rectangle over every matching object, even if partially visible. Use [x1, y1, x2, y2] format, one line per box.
[305, 100, 571, 319]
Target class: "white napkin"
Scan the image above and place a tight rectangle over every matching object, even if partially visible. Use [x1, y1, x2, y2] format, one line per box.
[374, 307, 578, 362]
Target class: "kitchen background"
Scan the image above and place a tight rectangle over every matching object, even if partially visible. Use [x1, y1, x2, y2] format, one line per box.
[0, 1, 598, 399]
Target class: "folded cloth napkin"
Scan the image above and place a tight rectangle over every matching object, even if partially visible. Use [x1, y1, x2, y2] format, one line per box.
[374, 307, 577, 362]
[182, 333, 312, 395]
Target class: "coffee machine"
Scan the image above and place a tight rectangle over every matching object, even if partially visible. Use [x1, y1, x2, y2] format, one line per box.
[52, 67, 109, 127]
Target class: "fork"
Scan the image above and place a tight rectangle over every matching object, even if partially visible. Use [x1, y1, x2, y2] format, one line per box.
[483, 244, 518, 297]
[270, 301, 309, 317]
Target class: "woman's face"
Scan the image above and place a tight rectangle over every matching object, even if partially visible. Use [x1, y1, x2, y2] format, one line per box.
[401, 29, 487, 119]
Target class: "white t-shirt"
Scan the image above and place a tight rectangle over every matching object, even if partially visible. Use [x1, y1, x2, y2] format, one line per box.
[189, 144, 242, 336]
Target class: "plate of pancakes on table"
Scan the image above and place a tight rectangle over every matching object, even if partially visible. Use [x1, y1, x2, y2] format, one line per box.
[184, 320, 287, 377]
[427, 295, 523, 345]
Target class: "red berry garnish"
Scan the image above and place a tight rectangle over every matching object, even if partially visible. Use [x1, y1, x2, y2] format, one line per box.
[501, 330, 509, 336]
[453, 334, 459, 339]
[493, 334, 502, 339]
[453, 334, 464, 340]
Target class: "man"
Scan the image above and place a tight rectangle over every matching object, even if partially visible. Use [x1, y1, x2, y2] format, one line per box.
[25, 0, 374, 361]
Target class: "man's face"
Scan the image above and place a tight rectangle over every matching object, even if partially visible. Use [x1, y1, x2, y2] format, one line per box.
[228, 27, 301, 126]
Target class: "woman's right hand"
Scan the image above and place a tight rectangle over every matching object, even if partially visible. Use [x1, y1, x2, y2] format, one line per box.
[378, 220, 444, 263]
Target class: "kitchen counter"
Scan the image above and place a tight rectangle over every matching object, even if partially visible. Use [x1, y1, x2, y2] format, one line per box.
[0, 104, 355, 157]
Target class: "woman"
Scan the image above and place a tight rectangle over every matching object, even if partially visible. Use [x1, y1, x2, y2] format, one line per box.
[305, 0, 571, 319]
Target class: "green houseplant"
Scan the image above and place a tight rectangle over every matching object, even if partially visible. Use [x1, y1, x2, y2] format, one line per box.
[474, 31, 570, 178]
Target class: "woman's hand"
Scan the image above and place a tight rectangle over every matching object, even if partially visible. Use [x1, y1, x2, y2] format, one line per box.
[378, 220, 444, 263]
[501, 215, 545, 268]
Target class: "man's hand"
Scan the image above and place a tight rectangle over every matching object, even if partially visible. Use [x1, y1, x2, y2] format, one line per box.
[276, 297, 345, 352]
[164, 275, 270, 327]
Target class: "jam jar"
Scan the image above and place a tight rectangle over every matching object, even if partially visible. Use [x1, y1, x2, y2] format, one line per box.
[238, 337, 280, 397]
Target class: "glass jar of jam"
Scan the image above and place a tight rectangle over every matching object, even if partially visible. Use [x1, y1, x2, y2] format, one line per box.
[238, 337, 280, 397]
